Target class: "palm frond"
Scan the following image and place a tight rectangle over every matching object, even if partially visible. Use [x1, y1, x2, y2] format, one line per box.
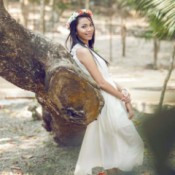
[127, 0, 175, 39]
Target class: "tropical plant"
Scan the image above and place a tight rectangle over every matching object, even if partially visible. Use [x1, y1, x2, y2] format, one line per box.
[127, 0, 175, 39]
[126, 0, 175, 110]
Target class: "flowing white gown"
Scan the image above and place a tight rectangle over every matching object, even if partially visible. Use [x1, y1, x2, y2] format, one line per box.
[71, 44, 144, 175]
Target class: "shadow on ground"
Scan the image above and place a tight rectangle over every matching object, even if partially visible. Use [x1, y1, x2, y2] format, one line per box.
[1, 100, 173, 175]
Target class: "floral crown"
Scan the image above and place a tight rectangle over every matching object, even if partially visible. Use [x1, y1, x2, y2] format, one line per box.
[66, 9, 93, 29]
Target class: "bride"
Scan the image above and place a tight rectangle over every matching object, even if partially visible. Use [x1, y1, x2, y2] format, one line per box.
[65, 9, 144, 175]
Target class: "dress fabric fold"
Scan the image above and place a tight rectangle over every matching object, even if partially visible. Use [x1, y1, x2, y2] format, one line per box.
[71, 44, 144, 175]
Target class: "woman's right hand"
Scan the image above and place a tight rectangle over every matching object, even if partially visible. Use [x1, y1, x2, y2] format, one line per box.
[120, 88, 131, 103]
[121, 93, 131, 103]
[125, 103, 134, 119]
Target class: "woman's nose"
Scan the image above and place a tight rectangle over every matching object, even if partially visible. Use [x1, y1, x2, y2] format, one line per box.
[87, 26, 93, 32]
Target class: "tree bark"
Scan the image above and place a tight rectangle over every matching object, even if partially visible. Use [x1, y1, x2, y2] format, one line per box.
[153, 37, 160, 69]
[40, 0, 46, 34]
[85, 0, 89, 9]
[20, 0, 29, 27]
[121, 22, 126, 57]
[109, 15, 113, 62]
[158, 44, 175, 113]
[0, 0, 104, 146]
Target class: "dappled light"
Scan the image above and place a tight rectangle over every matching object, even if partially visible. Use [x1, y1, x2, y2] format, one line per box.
[0, 0, 175, 175]
[0, 100, 79, 175]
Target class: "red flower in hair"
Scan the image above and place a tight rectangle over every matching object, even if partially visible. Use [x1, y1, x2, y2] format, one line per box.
[66, 9, 93, 29]
[78, 9, 93, 17]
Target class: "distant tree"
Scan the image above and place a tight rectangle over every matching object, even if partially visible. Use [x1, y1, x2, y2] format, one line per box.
[126, 0, 175, 111]
[108, 0, 113, 61]
[159, 47, 175, 111]
[20, 0, 29, 27]
[85, 0, 89, 9]
[115, 0, 135, 57]
[153, 37, 160, 69]
[78, 0, 83, 7]
[40, 0, 46, 34]
[4, 0, 8, 8]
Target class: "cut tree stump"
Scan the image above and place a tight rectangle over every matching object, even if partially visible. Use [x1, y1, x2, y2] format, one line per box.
[0, 0, 104, 146]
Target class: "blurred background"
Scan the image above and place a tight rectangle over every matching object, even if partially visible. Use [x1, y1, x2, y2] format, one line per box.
[1, 0, 175, 111]
[0, 0, 175, 175]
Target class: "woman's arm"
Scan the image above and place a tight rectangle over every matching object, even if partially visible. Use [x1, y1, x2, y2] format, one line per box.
[76, 47, 129, 102]
[114, 82, 123, 91]
[114, 82, 130, 97]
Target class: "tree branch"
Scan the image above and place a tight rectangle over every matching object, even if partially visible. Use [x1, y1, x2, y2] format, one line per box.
[0, 2, 104, 146]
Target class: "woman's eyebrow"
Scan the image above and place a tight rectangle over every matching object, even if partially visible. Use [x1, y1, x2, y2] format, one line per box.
[80, 22, 92, 26]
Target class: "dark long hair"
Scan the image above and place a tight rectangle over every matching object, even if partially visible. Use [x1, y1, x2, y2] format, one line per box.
[65, 13, 95, 50]
[65, 13, 109, 65]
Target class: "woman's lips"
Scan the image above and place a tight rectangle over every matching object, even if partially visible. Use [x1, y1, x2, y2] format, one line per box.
[85, 33, 93, 37]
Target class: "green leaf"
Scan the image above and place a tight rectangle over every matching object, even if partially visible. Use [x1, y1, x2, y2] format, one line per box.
[126, 0, 175, 39]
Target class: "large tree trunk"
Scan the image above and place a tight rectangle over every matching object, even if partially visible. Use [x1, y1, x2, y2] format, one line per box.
[0, 0, 104, 146]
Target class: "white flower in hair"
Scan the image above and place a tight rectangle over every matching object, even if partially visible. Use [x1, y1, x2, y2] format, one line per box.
[66, 9, 93, 29]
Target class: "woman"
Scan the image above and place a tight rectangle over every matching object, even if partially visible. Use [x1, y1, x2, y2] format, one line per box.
[66, 9, 144, 175]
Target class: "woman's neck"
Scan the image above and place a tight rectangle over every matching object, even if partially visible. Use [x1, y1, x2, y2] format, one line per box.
[78, 38, 89, 47]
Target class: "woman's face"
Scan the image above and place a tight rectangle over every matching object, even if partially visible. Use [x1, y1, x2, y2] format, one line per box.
[76, 17, 94, 45]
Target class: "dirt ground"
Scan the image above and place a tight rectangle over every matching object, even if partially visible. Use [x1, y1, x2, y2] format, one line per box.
[0, 99, 79, 175]
[0, 98, 156, 175]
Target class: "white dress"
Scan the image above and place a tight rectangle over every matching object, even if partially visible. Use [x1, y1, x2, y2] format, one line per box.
[71, 44, 144, 175]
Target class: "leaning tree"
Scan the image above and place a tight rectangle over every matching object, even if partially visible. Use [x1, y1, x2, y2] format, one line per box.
[0, 0, 104, 146]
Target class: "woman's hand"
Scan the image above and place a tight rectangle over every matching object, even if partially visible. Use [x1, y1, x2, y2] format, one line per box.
[125, 102, 134, 119]
[121, 89, 131, 103]
[121, 88, 131, 103]
[121, 95, 131, 103]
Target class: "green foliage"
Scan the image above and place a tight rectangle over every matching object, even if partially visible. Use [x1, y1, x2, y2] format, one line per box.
[125, 0, 175, 39]
[137, 28, 154, 39]
[28, 0, 50, 5]
[93, 0, 117, 7]
[119, 0, 137, 9]
[55, 1, 69, 10]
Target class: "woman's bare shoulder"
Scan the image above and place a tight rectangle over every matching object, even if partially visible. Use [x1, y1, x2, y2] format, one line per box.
[76, 46, 90, 55]
[76, 47, 92, 61]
